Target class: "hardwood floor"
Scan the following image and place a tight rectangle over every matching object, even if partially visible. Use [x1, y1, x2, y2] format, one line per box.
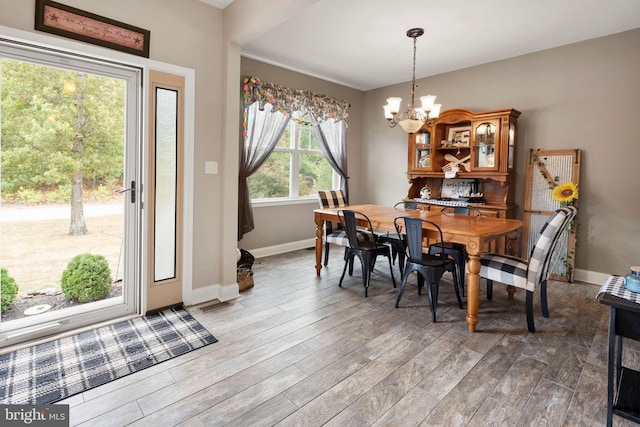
[64, 248, 638, 426]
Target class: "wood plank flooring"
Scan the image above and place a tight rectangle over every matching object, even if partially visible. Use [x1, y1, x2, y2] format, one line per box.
[63, 248, 639, 426]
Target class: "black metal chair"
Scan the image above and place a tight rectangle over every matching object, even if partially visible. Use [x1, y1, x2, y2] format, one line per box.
[394, 216, 462, 322]
[376, 201, 420, 274]
[337, 209, 396, 297]
[428, 206, 482, 298]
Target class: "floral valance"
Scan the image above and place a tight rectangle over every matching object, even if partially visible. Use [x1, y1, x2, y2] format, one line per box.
[242, 76, 350, 129]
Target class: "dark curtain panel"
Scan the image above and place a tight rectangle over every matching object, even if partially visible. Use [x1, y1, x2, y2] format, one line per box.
[238, 102, 289, 240]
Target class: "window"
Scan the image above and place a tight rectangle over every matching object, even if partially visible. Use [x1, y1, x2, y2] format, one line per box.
[249, 112, 337, 200]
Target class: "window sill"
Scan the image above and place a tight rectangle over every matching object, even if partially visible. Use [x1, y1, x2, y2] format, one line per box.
[251, 197, 318, 208]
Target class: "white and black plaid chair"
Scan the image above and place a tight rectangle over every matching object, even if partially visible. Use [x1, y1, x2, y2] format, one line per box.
[479, 205, 578, 332]
[317, 190, 370, 266]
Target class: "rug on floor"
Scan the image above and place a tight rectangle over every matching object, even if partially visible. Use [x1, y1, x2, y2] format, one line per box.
[0, 306, 217, 405]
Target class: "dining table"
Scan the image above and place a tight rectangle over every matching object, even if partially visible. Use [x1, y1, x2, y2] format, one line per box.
[314, 204, 524, 332]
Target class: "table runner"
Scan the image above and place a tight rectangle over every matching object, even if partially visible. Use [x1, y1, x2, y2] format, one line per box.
[596, 275, 640, 304]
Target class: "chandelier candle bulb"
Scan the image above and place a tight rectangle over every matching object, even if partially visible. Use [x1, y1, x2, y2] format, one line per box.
[420, 95, 436, 111]
[386, 97, 402, 115]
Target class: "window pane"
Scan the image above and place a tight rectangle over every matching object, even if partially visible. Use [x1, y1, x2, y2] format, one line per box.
[154, 88, 178, 282]
[299, 152, 333, 196]
[277, 124, 291, 148]
[248, 151, 290, 198]
[299, 125, 319, 150]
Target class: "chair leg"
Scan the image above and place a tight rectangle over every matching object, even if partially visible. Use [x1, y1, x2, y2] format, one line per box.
[541, 278, 549, 318]
[339, 251, 353, 287]
[387, 254, 396, 288]
[451, 266, 463, 309]
[360, 253, 371, 297]
[347, 247, 354, 276]
[397, 249, 406, 276]
[458, 252, 467, 297]
[324, 242, 331, 266]
[424, 271, 437, 323]
[390, 244, 398, 265]
[487, 279, 493, 301]
[526, 290, 536, 332]
[395, 268, 412, 308]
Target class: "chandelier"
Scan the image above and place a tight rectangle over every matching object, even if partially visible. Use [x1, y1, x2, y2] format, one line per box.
[383, 28, 441, 134]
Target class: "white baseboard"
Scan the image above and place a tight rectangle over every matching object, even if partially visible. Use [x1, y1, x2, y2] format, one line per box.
[246, 238, 316, 259]
[574, 268, 611, 285]
[185, 283, 239, 307]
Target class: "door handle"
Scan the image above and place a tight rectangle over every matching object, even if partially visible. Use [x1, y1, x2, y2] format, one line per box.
[117, 181, 136, 203]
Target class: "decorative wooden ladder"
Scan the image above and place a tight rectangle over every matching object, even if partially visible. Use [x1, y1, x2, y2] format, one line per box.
[524, 149, 581, 281]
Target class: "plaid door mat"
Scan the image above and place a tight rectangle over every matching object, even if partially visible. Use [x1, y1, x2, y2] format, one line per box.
[0, 306, 217, 405]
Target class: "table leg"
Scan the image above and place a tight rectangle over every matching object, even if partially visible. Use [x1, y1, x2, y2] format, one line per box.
[466, 253, 480, 332]
[315, 217, 324, 276]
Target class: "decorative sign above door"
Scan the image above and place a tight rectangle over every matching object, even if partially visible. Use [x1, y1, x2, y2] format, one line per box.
[35, 0, 150, 57]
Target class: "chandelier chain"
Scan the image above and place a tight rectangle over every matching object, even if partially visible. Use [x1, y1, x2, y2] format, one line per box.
[410, 35, 417, 109]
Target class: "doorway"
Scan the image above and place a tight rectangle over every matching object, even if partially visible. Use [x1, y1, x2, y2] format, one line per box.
[0, 40, 142, 347]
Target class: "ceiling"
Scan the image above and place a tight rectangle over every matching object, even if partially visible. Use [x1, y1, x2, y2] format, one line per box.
[207, 0, 640, 91]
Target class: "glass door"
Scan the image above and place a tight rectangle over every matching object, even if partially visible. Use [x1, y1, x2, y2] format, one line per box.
[0, 41, 141, 347]
[472, 120, 500, 171]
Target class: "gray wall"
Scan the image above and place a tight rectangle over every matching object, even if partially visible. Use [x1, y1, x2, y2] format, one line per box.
[243, 29, 640, 278]
[364, 29, 640, 277]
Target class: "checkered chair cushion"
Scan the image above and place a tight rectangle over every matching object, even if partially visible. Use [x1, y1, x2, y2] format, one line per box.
[317, 190, 370, 265]
[317, 190, 348, 235]
[479, 254, 529, 289]
[480, 206, 577, 292]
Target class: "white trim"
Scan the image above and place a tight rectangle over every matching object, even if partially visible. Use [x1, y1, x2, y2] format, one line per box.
[247, 238, 316, 259]
[187, 283, 239, 306]
[574, 268, 611, 285]
[251, 197, 317, 207]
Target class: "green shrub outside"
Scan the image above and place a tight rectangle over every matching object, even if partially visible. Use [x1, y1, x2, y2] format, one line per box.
[1, 268, 19, 313]
[61, 254, 112, 303]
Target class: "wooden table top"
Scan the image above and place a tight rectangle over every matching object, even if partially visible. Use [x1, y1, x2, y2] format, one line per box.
[314, 204, 523, 241]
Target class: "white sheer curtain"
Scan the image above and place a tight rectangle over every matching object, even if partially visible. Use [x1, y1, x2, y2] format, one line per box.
[238, 102, 289, 240]
[313, 118, 349, 201]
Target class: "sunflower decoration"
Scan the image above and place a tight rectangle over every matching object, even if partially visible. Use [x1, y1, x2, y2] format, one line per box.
[552, 182, 579, 204]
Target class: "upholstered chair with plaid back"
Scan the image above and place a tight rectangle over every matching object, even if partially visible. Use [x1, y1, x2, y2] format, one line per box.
[317, 190, 370, 266]
[479, 205, 578, 332]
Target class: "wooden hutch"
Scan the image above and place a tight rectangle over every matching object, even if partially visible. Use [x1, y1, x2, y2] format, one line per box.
[407, 108, 521, 218]
[407, 108, 521, 255]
